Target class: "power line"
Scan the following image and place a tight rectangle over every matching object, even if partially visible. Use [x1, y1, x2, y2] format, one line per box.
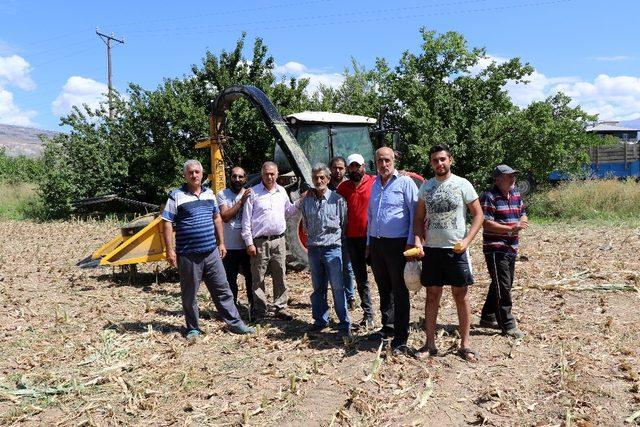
[124, 0, 576, 39]
[18, 0, 334, 47]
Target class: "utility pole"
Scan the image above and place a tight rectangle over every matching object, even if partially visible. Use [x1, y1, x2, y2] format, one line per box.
[96, 28, 124, 119]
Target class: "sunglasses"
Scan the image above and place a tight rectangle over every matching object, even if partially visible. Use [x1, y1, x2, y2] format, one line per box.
[231, 174, 246, 179]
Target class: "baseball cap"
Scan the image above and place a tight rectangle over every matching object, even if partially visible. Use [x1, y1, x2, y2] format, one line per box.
[346, 153, 365, 166]
[492, 164, 519, 178]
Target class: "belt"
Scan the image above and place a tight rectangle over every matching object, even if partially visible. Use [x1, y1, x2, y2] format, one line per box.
[255, 233, 285, 241]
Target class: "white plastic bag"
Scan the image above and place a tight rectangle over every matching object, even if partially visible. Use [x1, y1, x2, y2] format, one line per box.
[404, 261, 422, 293]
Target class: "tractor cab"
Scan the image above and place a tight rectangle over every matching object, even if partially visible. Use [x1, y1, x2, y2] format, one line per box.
[274, 111, 377, 179]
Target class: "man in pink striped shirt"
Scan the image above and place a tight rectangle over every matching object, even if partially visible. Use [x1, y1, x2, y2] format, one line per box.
[241, 161, 302, 322]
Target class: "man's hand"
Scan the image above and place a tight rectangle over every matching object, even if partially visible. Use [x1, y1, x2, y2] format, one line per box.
[247, 244, 257, 257]
[241, 188, 252, 204]
[219, 243, 227, 259]
[405, 244, 423, 261]
[453, 239, 469, 254]
[166, 249, 177, 268]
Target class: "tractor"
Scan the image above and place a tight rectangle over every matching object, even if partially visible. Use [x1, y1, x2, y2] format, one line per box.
[78, 84, 420, 270]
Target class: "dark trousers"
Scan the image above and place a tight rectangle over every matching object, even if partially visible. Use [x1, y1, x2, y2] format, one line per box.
[222, 249, 254, 307]
[178, 249, 244, 332]
[346, 237, 374, 320]
[369, 237, 409, 346]
[481, 252, 517, 331]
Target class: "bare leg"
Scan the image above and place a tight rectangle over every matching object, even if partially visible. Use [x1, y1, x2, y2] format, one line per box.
[425, 286, 443, 349]
[452, 286, 471, 349]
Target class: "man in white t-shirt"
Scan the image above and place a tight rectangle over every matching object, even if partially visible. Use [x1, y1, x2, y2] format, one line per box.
[217, 166, 253, 311]
[413, 145, 484, 362]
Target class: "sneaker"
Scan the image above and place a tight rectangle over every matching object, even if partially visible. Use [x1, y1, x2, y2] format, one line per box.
[359, 317, 375, 330]
[337, 329, 353, 339]
[307, 323, 328, 333]
[185, 329, 201, 341]
[367, 328, 394, 341]
[479, 318, 500, 329]
[228, 324, 256, 335]
[347, 298, 356, 311]
[391, 344, 415, 357]
[274, 309, 294, 321]
[505, 327, 525, 340]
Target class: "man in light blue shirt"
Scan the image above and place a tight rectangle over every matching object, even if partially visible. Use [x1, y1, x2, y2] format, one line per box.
[367, 147, 420, 355]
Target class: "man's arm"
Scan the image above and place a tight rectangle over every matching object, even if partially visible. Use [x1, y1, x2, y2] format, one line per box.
[213, 213, 226, 258]
[219, 189, 252, 222]
[455, 198, 483, 253]
[162, 220, 176, 268]
[404, 179, 419, 248]
[413, 198, 426, 248]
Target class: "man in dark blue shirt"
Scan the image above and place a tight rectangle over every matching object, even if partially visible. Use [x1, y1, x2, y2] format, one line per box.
[162, 160, 254, 339]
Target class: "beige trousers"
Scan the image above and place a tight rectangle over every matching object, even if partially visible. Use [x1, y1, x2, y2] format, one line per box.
[250, 236, 288, 317]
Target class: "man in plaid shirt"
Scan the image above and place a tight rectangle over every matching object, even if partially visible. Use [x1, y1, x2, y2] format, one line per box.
[479, 165, 528, 340]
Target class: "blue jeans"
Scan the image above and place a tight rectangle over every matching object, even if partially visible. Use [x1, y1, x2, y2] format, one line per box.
[342, 243, 355, 301]
[308, 245, 351, 330]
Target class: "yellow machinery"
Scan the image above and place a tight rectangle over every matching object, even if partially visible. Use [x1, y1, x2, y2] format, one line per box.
[77, 84, 313, 269]
[77, 105, 227, 268]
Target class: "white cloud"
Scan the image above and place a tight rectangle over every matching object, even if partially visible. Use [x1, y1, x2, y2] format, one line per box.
[0, 88, 36, 126]
[0, 54, 35, 90]
[475, 54, 640, 121]
[274, 61, 344, 93]
[0, 54, 36, 126]
[51, 76, 108, 116]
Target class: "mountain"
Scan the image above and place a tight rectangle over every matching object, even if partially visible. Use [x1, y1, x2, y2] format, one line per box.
[0, 124, 60, 157]
[619, 117, 640, 129]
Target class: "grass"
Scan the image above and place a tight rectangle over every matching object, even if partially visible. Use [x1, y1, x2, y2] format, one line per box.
[0, 182, 39, 220]
[528, 179, 640, 223]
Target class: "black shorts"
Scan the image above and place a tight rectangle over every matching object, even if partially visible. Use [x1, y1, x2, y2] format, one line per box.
[421, 247, 474, 287]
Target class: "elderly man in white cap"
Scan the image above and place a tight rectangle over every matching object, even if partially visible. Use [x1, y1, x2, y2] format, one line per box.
[336, 153, 376, 329]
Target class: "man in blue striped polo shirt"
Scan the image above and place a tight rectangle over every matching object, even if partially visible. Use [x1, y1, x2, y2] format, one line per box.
[480, 164, 528, 340]
[162, 160, 254, 339]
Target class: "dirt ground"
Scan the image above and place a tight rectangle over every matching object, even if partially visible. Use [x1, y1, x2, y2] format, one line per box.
[1, 220, 639, 426]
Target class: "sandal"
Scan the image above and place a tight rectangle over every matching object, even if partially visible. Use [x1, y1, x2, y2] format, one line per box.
[415, 345, 438, 359]
[457, 347, 479, 363]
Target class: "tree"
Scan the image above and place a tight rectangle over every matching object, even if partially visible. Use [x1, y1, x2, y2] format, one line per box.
[496, 93, 603, 185]
[40, 34, 312, 217]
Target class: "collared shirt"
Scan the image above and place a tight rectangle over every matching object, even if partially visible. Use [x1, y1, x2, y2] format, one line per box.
[161, 184, 219, 255]
[216, 188, 247, 250]
[337, 174, 375, 238]
[299, 189, 346, 247]
[367, 170, 418, 244]
[481, 186, 526, 254]
[241, 183, 298, 246]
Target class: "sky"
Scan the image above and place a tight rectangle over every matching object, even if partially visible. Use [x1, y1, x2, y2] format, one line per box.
[0, 0, 639, 131]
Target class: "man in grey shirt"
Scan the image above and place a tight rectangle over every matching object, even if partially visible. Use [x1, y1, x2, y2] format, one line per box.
[217, 166, 253, 311]
[300, 163, 351, 338]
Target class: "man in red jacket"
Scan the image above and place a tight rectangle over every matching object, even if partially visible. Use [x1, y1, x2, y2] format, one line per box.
[337, 153, 375, 329]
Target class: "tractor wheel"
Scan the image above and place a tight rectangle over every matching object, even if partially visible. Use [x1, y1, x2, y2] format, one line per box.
[285, 209, 308, 271]
[516, 176, 535, 197]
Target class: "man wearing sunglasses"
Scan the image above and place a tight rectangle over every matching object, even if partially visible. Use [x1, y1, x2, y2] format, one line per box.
[217, 167, 254, 312]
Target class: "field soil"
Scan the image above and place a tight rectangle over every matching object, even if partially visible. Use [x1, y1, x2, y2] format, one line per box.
[1, 220, 639, 426]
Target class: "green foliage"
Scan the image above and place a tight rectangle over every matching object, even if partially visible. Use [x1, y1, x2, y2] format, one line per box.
[0, 182, 39, 220]
[528, 179, 640, 221]
[311, 28, 597, 189]
[39, 28, 601, 219]
[39, 34, 311, 218]
[0, 147, 44, 184]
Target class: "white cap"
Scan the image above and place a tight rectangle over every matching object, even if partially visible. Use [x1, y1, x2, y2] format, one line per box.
[346, 153, 365, 166]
